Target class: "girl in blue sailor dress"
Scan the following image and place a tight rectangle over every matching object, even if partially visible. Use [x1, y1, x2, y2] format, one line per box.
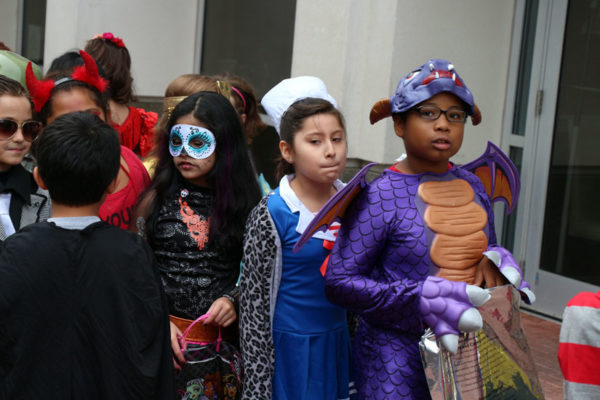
[240, 78, 352, 400]
[269, 176, 350, 399]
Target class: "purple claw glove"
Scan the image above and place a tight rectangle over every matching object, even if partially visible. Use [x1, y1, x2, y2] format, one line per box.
[419, 276, 490, 353]
[484, 246, 536, 304]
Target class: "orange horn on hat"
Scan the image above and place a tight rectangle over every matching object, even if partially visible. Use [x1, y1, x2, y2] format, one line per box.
[471, 103, 482, 126]
[369, 99, 392, 125]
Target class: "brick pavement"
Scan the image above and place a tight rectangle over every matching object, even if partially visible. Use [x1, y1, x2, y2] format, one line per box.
[521, 312, 563, 400]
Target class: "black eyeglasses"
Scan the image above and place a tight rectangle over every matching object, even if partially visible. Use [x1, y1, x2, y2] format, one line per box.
[413, 105, 468, 123]
[0, 119, 42, 142]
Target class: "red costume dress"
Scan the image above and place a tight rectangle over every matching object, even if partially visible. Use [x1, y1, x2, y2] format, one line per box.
[112, 106, 157, 157]
[99, 146, 150, 229]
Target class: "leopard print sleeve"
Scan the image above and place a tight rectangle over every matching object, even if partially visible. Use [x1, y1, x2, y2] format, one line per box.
[240, 197, 279, 399]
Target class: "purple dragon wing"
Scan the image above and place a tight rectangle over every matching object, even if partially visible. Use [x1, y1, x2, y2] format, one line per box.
[292, 163, 376, 253]
[461, 141, 520, 214]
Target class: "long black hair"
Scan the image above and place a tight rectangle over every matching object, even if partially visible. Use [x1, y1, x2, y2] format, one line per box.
[144, 91, 261, 256]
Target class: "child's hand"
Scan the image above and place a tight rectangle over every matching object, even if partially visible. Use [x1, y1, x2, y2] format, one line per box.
[473, 256, 508, 288]
[203, 297, 237, 327]
[483, 247, 536, 304]
[169, 321, 186, 371]
[419, 276, 491, 354]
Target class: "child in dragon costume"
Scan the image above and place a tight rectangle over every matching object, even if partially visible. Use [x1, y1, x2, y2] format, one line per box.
[305, 59, 536, 399]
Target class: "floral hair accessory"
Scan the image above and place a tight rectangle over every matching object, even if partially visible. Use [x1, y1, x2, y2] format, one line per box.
[26, 50, 108, 112]
[93, 32, 125, 48]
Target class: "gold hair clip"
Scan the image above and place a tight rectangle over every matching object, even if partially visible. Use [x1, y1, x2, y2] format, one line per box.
[163, 96, 188, 119]
[216, 80, 232, 99]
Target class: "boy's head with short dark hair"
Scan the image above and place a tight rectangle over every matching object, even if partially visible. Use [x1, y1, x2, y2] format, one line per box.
[35, 111, 120, 206]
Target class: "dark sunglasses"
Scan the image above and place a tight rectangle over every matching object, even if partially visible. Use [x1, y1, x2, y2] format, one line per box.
[0, 119, 42, 142]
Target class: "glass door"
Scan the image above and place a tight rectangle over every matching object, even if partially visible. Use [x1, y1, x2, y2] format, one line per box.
[540, 0, 600, 288]
[512, 0, 600, 318]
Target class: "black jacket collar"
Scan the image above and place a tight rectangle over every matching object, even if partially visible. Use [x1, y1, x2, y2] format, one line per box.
[0, 165, 35, 205]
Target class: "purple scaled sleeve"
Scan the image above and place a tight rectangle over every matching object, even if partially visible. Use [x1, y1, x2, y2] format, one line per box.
[324, 174, 429, 334]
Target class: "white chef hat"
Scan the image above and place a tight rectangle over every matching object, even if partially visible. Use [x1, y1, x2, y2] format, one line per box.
[261, 76, 338, 135]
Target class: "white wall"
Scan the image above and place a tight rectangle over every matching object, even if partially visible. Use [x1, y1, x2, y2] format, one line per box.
[44, 0, 201, 97]
[12, 0, 516, 160]
[292, 0, 516, 164]
[292, 0, 398, 164]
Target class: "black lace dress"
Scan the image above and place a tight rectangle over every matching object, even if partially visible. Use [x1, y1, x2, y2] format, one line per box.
[149, 182, 239, 320]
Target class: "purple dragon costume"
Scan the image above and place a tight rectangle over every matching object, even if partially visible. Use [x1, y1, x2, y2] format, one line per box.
[295, 59, 535, 399]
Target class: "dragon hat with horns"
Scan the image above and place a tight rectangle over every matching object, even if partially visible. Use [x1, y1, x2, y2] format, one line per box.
[370, 58, 481, 126]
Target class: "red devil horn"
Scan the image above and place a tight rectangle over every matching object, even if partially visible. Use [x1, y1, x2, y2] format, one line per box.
[25, 62, 56, 113]
[71, 50, 108, 93]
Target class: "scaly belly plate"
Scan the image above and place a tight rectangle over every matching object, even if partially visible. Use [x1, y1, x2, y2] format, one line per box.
[419, 179, 488, 284]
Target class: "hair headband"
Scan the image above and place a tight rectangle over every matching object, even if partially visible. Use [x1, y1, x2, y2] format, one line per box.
[92, 32, 125, 48]
[261, 76, 338, 135]
[26, 50, 108, 112]
[230, 86, 247, 113]
[369, 58, 481, 126]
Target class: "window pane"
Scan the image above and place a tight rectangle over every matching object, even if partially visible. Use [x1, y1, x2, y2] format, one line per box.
[22, 0, 46, 65]
[539, 0, 600, 285]
[511, 0, 539, 136]
[201, 0, 296, 98]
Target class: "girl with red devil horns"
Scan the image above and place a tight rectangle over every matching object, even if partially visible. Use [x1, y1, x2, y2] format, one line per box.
[25, 50, 151, 230]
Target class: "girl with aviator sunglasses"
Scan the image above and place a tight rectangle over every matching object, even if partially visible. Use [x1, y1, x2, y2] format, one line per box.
[0, 75, 50, 241]
[0, 118, 41, 142]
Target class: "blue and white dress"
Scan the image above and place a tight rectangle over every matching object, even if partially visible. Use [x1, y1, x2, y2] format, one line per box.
[268, 176, 351, 400]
